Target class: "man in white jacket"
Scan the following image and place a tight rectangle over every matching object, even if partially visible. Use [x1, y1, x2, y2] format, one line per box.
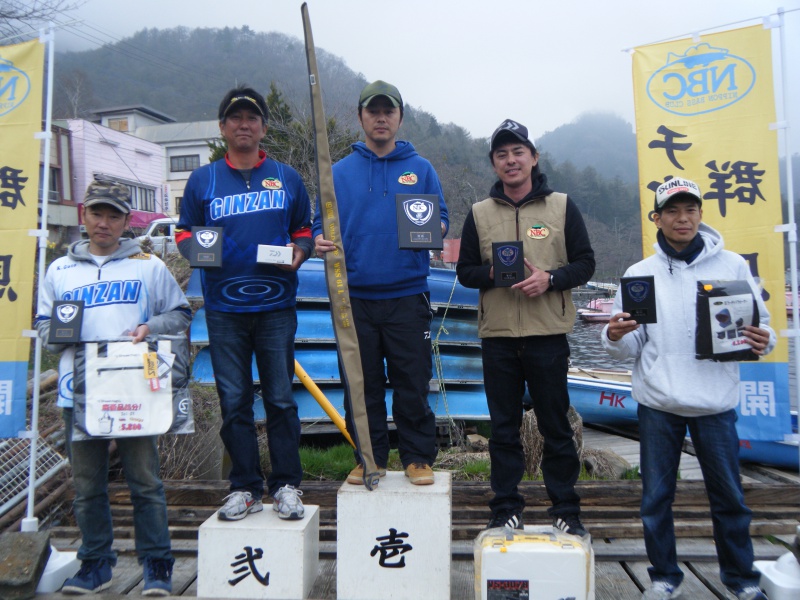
[602, 177, 774, 600]
[35, 180, 191, 596]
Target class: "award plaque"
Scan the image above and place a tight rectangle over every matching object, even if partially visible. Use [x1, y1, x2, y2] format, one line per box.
[621, 276, 657, 324]
[48, 300, 85, 344]
[189, 226, 223, 268]
[492, 241, 524, 287]
[396, 194, 443, 250]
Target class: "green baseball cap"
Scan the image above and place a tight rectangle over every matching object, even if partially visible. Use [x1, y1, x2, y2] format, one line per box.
[359, 80, 403, 108]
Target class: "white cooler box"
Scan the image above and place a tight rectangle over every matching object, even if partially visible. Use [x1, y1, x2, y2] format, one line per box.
[474, 527, 594, 600]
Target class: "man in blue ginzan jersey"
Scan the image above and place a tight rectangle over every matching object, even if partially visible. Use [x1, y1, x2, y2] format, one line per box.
[177, 86, 313, 522]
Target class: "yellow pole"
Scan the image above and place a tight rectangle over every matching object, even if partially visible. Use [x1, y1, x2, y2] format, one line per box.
[294, 359, 355, 448]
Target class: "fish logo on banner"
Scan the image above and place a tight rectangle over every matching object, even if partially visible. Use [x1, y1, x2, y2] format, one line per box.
[403, 198, 433, 227]
[56, 304, 79, 323]
[496, 244, 520, 267]
[646, 42, 756, 116]
[625, 280, 651, 303]
[0, 57, 32, 117]
[195, 229, 218, 249]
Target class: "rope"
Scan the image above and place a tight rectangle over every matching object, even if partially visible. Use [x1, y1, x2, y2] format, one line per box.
[432, 273, 461, 446]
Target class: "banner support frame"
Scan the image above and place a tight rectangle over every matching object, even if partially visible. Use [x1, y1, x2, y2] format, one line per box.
[775, 7, 800, 474]
[22, 23, 56, 532]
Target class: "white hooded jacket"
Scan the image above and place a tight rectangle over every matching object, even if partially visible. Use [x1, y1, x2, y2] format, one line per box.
[601, 223, 776, 417]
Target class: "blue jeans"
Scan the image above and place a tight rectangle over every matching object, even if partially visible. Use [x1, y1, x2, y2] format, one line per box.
[638, 404, 760, 590]
[63, 409, 171, 564]
[206, 307, 302, 497]
[481, 334, 581, 517]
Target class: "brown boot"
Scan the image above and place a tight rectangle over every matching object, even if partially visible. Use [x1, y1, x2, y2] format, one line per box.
[346, 464, 387, 485]
[404, 463, 434, 485]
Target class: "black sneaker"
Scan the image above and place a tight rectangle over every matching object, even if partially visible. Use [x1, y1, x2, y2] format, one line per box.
[486, 510, 524, 530]
[553, 514, 589, 537]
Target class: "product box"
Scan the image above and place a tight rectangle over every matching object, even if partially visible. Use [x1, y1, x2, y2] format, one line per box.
[696, 279, 759, 361]
[474, 527, 595, 600]
[256, 244, 293, 265]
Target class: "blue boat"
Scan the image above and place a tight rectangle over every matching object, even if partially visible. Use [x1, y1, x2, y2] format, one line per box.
[191, 306, 481, 348]
[193, 346, 485, 385]
[186, 258, 479, 309]
[187, 261, 799, 469]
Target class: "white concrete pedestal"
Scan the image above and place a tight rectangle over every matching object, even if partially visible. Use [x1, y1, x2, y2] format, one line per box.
[197, 505, 319, 599]
[337, 471, 451, 600]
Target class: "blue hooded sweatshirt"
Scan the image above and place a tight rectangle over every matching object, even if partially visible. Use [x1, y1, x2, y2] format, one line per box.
[312, 140, 448, 300]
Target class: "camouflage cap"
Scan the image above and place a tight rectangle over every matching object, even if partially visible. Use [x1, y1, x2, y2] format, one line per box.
[83, 179, 131, 214]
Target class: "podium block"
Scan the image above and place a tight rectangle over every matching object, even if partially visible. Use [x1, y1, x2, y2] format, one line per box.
[337, 471, 451, 600]
[197, 505, 319, 599]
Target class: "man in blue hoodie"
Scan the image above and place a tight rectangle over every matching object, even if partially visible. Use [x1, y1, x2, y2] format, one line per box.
[313, 80, 448, 486]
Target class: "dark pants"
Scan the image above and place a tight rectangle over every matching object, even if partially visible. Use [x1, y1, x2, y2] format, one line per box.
[63, 409, 171, 564]
[206, 307, 302, 498]
[343, 293, 437, 468]
[482, 334, 581, 517]
[639, 405, 760, 591]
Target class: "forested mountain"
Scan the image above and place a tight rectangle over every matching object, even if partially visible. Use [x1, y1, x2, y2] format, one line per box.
[538, 113, 638, 185]
[53, 26, 644, 280]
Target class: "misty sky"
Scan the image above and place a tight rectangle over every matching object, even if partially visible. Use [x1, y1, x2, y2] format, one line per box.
[50, 0, 800, 156]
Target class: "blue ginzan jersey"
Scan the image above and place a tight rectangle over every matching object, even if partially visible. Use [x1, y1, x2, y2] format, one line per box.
[178, 154, 312, 312]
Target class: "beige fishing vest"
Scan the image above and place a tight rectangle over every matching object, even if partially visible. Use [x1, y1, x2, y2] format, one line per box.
[472, 192, 576, 338]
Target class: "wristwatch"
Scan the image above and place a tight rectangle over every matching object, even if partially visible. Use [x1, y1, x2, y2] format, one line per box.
[548, 273, 555, 290]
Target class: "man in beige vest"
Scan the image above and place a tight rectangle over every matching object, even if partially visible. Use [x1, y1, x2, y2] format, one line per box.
[456, 119, 595, 535]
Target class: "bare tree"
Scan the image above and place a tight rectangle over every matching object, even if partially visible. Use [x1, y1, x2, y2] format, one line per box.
[0, 0, 83, 40]
[53, 67, 94, 118]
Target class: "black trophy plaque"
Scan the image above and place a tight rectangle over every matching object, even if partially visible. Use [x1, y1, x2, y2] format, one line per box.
[492, 241, 524, 287]
[621, 275, 657, 324]
[395, 194, 442, 250]
[48, 300, 85, 344]
[189, 226, 223, 268]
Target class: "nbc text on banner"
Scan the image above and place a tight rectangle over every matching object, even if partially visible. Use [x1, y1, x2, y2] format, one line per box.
[0, 39, 45, 438]
[632, 25, 790, 441]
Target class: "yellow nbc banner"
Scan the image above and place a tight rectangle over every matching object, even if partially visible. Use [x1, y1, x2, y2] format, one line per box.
[0, 39, 45, 438]
[633, 25, 790, 442]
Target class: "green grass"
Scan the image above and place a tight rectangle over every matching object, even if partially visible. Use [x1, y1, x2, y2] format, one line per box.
[298, 443, 636, 482]
[300, 445, 406, 480]
[300, 443, 356, 481]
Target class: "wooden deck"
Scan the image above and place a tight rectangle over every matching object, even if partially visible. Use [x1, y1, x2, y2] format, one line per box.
[34, 537, 796, 599]
[27, 428, 800, 599]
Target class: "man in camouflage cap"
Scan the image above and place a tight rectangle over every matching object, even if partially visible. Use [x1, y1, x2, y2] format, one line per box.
[35, 178, 191, 596]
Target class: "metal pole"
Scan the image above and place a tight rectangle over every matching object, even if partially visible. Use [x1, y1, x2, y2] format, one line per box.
[775, 8, 800, 473]
[22, 25, 56, 532]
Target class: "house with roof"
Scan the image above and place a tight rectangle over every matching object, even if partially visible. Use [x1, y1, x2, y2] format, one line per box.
[65, 116, 168, 230]
[134, 120, 220, 217]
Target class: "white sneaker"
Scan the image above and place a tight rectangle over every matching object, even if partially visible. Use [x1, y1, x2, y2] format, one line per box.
[272, 485, 304, 520]
[642, 580, 682, 599]
[733, 586, 768, 600]
[217, 491, 263, 521]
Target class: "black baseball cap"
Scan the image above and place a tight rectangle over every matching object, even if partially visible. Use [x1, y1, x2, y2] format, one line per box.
[218, 88, 268, 121]
[490, 119, 536, 152]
